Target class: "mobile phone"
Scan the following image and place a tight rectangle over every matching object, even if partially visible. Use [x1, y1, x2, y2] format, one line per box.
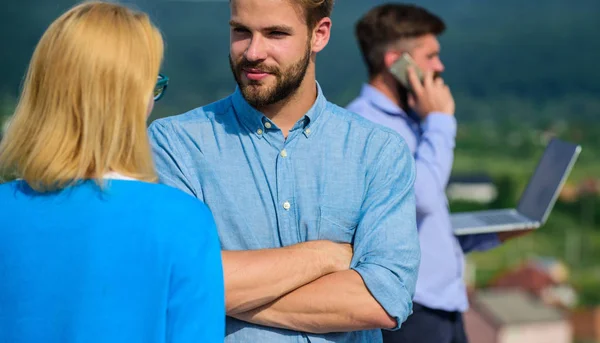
[389, 53, 424, 92]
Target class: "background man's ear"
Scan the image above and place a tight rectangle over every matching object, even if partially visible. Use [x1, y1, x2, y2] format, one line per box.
[383, 50, 403, 69]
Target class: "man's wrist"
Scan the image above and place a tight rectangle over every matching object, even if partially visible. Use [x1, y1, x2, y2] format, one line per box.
[292, 240, 337, 275]
[422, 113, 457, 136]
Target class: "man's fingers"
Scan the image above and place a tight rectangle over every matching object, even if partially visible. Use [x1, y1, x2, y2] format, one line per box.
[423, 69, 434, 89]
[407, 66, 423, 95]
[407, 93, 416, 109]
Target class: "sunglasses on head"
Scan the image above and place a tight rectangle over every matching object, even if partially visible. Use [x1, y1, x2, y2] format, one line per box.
[154, 73, 169, 101]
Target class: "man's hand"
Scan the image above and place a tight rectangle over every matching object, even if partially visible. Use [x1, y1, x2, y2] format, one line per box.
[320, 241, 353, 273]
[497, 229, 534, 243]
[231, 270, 396, 334]
[407, 66, 455, 118]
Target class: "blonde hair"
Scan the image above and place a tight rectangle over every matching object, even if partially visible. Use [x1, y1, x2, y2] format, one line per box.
[0, 1, 164, 192]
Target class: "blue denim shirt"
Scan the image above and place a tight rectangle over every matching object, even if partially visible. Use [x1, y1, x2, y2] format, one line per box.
[148, 83, 420, 343]
[347, 84, 500, 312]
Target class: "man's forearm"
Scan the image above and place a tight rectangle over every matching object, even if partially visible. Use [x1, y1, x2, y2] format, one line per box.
[231, 269, 396, 334]
[415, 115, 456, 190]
[223, 241, 347, 315]
[414, 116, 456, 215]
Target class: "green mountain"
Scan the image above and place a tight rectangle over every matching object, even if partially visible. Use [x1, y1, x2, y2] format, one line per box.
[1, 0, 599, 123]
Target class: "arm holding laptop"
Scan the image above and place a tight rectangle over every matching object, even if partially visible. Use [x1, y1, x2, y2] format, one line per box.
[497, 230, 533, 242]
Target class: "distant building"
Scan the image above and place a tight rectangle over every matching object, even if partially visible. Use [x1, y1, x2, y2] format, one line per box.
[464, 289, 572, 343]
[559, 178, 600, 201]
[489, 257, 577, 309]
[446, 173, 497, 204]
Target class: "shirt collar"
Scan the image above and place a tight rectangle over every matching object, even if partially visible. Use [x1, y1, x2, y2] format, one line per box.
[231, 81, 327, 138]
[359, 83, 408, 118]
[103, 172, 137, 181]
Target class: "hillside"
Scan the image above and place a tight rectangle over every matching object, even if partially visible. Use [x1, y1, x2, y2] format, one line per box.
[1, 0, 599, 123]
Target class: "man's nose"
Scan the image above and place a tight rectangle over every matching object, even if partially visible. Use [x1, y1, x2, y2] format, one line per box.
[245, 36, 268, 62]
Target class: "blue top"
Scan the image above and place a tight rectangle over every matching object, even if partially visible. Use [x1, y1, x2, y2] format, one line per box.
[347, 84, 500, 312]
[0, 178, 225, 343]
[148, 83, 420, 343]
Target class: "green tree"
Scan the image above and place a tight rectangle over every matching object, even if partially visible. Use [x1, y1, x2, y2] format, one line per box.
[490, 175, 518, 209]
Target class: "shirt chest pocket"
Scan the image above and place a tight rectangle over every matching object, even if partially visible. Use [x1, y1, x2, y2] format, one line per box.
[318, 206, 361, 244]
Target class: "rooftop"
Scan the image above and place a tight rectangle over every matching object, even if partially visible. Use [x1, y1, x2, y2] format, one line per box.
[473, 289, 566, 326]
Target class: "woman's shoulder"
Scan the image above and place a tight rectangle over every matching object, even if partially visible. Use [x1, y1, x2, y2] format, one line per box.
[124, 182, 217, 244]
[114, 180, 210, 212]
[0, 180, 18, 190]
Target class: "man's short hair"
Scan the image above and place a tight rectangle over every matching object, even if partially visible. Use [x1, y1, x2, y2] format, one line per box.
[300, 0, 334, 29]
[230, 0, 334, 30]
[355, 3, 445, 78]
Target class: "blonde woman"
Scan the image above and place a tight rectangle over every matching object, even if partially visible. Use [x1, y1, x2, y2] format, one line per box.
[0, 2, 224, 342]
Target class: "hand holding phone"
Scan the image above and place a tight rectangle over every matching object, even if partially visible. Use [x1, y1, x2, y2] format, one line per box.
[389, 53, 424, 92]
[407, 67, 455, 118]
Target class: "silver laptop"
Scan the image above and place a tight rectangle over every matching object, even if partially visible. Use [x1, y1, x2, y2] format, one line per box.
[452, 138, 581, 235]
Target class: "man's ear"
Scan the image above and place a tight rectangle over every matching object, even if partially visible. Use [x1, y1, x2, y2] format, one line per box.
[311, 17, 332, 53]
[383, 50, 403, 69]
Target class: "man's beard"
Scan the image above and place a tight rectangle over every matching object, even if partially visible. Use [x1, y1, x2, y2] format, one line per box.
[229, 43, 311, 108]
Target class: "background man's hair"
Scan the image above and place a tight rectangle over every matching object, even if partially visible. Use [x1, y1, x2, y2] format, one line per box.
[355, 3, 445, 78]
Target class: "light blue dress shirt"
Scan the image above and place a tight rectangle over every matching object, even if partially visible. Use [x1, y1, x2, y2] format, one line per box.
[347, 84, 500, 313]
[148, 83, 420, 343]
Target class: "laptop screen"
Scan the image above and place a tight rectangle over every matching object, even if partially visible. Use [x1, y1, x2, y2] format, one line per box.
[517, 138, 580, 222]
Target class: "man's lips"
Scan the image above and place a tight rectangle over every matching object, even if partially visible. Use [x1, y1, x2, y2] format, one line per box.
[243, 68, 270, 81]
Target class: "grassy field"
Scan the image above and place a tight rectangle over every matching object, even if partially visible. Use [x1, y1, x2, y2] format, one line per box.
[453, 148, 599, 185]
[466, 221, 600, 307]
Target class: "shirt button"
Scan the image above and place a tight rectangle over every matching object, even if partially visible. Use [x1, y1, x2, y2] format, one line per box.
[280, 149, 288, 158]
[257, 128, 263, 135]
[264, 122, 272, 129]
[283, 201, 291, 210]
[305, 128, 311, 135]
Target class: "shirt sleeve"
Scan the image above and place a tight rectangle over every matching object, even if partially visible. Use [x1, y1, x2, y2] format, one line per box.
[457, 232, 501, 253]
[148, 120, 200, 198]
[350, 135, 420, 331]
[167, 202, 225, 343]
[414, 114, 501, 253]
[413, 113, 456, 216]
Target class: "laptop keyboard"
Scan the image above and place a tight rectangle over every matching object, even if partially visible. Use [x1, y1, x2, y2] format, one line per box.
[477, 213, 524, 225]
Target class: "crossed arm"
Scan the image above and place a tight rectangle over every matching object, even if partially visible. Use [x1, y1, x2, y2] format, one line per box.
[222, 240, 351, 315]
[223, 138, 420, 333]
[223, 247, 397, 333]
[149, 121, 420, 334]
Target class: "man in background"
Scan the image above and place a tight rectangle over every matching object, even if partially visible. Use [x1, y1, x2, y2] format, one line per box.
[347, 4, 528, 343]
